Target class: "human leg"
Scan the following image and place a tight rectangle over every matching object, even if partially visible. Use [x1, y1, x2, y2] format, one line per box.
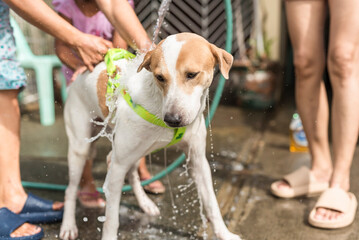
[311, 0, 359, 223]
[138, 156, 165, 194]
[275, 0, 331, 191]
[78, 158, 106, 208]
[327, 0, 359, 192]
[0, 90, 41, 237]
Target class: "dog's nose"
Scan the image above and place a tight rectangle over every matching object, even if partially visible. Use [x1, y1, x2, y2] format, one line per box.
[164, 113, 182, 127]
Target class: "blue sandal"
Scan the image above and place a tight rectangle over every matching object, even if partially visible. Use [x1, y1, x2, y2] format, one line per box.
[0, 208, 44, 240]
[18, 193, 63, 224]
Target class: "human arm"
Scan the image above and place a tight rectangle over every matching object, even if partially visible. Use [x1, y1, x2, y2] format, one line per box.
[4, 0, 112, 70]
[56, 38, 88, 83]
[96, 0, 152, 52]
[112, 31, 128, 49]
[55, 38, 83, 71]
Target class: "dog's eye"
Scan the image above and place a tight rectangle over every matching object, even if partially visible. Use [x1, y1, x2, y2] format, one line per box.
[186, 72, 199, 80]
[155, 74, 165, 82]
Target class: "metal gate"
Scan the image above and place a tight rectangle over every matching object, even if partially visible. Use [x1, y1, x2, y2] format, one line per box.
[134, 0, 254, 59]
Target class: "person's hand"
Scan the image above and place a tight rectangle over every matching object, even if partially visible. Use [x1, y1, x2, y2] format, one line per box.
[74, 33, 113, 71]
[71, 65, 88, 83]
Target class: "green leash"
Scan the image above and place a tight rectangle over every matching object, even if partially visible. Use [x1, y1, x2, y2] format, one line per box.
[21, 0, 233, 193]
[104, 48, 186, 148]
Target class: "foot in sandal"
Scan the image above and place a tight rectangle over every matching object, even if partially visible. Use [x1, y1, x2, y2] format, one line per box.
[0, 207, 44, 240]
[141, 177, 166, 195]
[77, 190, 106, 209]
[78, 160, 106, 208]
[308, 187, 357, 229]
[78, 180, 105, 208]
[271, 166, 329, 198]
[138, 157, 165, 195]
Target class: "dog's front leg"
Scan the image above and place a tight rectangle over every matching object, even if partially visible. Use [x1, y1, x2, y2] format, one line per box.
[128, 164, 160, 216]
[60, 144, 89, 240]
[102, 150, 129, 240]
[185, 117, 241, 240]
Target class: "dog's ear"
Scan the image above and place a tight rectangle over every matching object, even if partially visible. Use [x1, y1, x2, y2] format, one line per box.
[137, 50, 153, 73]
[210, 44, 234, 79]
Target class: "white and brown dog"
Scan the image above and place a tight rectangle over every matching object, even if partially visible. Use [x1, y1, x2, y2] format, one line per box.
[59, 33, 239, 240]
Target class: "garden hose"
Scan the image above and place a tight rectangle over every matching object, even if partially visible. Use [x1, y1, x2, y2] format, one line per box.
[22, 0, 233, 193]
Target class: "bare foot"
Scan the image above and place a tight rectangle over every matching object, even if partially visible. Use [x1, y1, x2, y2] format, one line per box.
[10, 223, 41, 238]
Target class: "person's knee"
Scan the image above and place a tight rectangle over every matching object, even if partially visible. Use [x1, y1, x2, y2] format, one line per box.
[293, 51, 319, 80]
[0, 89, 19, 100]
[328, 45, 355, 84]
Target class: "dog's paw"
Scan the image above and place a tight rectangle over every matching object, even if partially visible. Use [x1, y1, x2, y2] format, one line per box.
[59, 223, 78, 240]
[216, 231, 241, 240]
[139, 199, 160, 216]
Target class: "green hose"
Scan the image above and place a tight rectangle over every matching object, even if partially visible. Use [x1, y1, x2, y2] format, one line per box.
[22, 0, 233, 193]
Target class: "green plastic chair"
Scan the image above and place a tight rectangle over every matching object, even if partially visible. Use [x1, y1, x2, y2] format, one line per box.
[10, 17, 67, 126]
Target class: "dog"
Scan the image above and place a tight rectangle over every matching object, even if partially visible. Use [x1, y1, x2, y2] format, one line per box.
[59, 32, 239, 240]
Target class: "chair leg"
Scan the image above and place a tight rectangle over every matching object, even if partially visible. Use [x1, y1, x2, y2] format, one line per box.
[34, 65, 55, 126]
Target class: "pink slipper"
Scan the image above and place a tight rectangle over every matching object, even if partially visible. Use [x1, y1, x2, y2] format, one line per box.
[141, 178, 166, 194]
[77, 191, 106, 209]
[271, 166, 329, 198]
[308, 188, 357, 229]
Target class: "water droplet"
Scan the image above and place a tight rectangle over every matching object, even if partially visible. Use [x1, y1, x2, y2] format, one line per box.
[97, 216, 106, 222]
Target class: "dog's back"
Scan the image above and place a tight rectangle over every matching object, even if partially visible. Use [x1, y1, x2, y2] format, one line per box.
[60, 33, 239, 240]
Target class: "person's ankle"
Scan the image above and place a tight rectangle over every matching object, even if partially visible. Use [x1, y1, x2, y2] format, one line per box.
[0, 188, 27, 213]
[311, 166, 332, 183]
[79, 182, 97, 193]
[330, 179, 350, 191]
[138, 168, 151, 179]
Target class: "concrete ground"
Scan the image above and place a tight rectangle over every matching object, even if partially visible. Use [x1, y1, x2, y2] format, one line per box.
[19, 91, 359, 240]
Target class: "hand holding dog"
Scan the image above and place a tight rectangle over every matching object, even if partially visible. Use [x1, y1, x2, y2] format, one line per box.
[73, 33, 113, 71]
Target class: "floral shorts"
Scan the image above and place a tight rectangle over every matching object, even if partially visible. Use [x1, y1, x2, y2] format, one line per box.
[0, 2, 26, 90]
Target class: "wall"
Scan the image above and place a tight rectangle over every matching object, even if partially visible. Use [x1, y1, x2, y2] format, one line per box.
[260, 0, 282, 61]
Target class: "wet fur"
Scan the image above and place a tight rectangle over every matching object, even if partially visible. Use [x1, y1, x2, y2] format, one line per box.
[60, 33, 239, 240]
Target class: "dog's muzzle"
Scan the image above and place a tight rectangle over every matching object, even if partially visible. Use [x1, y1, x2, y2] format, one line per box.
[164, 113, 182, 128]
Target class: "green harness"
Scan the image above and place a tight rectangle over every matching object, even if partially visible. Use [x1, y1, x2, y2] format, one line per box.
[104, 48, 186, 148]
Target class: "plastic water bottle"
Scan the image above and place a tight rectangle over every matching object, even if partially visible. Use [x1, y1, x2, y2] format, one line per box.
[289, 112, 308, 152]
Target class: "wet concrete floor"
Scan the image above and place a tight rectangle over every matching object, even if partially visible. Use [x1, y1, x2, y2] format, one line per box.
[19, 94, 359, 240]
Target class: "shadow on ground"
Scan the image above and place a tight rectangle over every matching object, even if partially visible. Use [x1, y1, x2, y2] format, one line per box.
[19, 92, 359, 240]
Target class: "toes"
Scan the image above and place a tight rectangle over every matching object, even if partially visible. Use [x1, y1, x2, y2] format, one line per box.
[53, 201, 64, 210]
[10, 223, 41, 238]
[314, 207, 343, 221]
[277, 181, 291, 190]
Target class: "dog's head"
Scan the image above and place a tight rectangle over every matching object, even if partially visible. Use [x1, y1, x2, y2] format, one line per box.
[137, 33, 233, 128]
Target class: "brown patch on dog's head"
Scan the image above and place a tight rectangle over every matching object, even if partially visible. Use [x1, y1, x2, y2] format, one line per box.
[209, 44, 233, 79]
[174, 33, 233, 94]
[137, 40, 171, 95]
[176, 33, 233, 78]
[97, 70, 110, 117]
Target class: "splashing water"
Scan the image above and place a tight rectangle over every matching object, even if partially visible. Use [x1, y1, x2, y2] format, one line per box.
[152, 0, 172, 45]
[87, 0, 174, 143]
[85, 56, 146, 143]
[197, 190, 208, 240]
